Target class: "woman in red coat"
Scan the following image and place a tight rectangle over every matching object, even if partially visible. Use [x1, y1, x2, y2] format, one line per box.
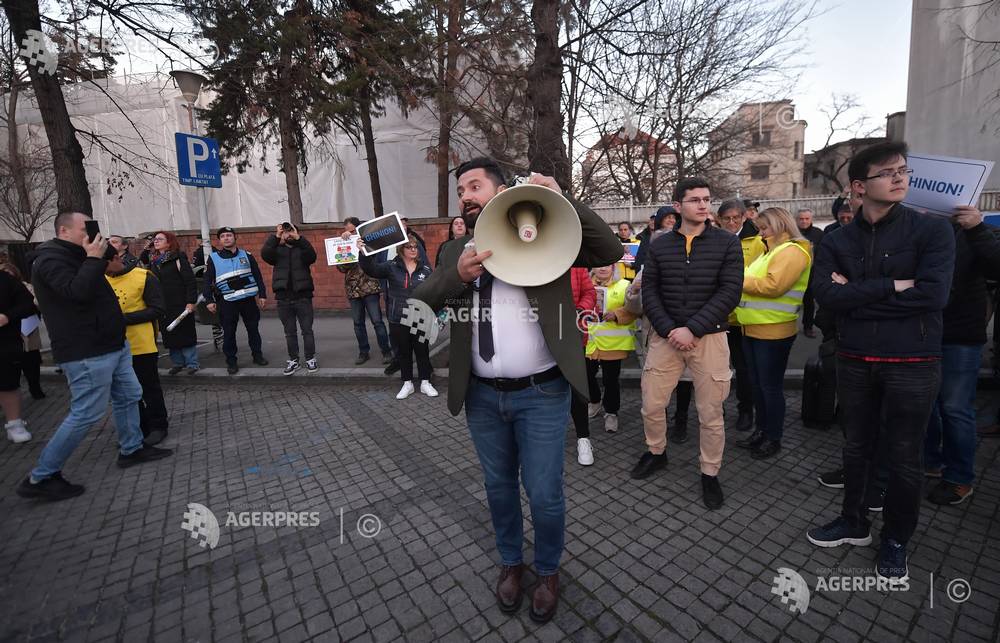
[570, 267, 597, 465]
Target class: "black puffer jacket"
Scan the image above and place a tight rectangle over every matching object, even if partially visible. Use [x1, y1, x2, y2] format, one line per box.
[641, 224, 744, 337]
[0, 270, 36, 354]
[942, 222, 1000, 345]
[359, 253, 432, 323]
[30, 239, 125, 363]
[260, 235, 317, 298]
[813, 204, 955, 358]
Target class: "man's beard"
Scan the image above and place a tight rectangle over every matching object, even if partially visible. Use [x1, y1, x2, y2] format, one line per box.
[461, 206, 481, 230]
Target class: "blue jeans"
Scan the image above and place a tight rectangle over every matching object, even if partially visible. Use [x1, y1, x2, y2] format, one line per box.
[742, 335, 796, 442]
[350, 294, 391, 356]
[924, 344, 983, 486]
[465, 376, 571, 576]
[169, 345, 199, 369]
[31, 344, 145, 480]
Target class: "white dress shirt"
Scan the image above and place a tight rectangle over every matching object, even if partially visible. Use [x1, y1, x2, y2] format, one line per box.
[470, 277, 557, 378]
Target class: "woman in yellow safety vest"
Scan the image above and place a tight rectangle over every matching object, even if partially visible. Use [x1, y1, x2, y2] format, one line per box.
[733, 207, 812, 461]
[586, 264, 638, 434]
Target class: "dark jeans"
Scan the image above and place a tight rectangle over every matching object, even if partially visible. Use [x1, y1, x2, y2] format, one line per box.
[277, 295, 315, 361]
[218, 297, 263, 364]
[389, 322, 431, 381]
[924, 344, 983, 486]
[838, 356, 941, 544]
[131, 352, 168, 435]
[586, 358, 622, 414]
[802, 286, 816, 330]
[728, 327, 753, 413]
[465, 376, 571, 576]
[743, 335, 796, 442]
[571, 390, 590, 439]
[349, 294, 391, 356]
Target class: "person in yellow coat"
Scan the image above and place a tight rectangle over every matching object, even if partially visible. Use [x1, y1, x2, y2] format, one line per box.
[586, 264, 639, 433]
[733, 207, 812, 460]
[105, 247, 169, 445]
[717, 198, 767, 432]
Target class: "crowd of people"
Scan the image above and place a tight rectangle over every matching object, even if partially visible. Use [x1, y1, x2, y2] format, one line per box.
[0, 140, 997, 624]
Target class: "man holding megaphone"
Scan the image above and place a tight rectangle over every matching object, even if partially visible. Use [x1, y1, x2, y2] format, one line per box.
[411, 157, 623, 624]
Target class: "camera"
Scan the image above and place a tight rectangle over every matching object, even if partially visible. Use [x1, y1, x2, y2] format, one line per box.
[281, 222, 294, 232]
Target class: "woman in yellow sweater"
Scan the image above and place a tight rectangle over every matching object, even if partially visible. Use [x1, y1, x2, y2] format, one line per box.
[733, 207, 812, 460]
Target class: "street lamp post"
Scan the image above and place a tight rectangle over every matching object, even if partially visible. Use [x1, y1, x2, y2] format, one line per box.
[170, 70, 213, 262]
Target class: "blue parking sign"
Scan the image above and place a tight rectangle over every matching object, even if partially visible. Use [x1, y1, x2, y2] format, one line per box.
[175, 133, 222, 188]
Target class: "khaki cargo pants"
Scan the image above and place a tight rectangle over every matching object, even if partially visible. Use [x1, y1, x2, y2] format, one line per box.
[640, 331, 731, 475]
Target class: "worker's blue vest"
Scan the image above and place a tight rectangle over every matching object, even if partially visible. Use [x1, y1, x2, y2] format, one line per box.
[211, 249, 259, 302]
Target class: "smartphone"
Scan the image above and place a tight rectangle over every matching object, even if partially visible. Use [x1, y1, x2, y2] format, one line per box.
[85, 219, 100, 242]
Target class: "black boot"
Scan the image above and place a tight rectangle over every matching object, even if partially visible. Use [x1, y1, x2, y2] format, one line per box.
[736, 429, 765, 450]
[734, 408, 753, 431]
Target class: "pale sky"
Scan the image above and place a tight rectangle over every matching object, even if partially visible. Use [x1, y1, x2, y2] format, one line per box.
[794, 0, 912, 153]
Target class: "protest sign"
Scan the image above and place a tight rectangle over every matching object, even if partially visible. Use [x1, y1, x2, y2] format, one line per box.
[325, 234, 360, 266]
[904, 154, 994, 216]
[595, 286, 608, 316]
[622, 242, 639, 265]
[357, 212, 407, 257]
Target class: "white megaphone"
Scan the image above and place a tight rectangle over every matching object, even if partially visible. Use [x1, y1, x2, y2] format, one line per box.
[473, 184, 583, 287]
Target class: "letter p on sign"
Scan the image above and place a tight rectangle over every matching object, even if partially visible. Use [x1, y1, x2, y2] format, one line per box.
[187, 138, 209, 177]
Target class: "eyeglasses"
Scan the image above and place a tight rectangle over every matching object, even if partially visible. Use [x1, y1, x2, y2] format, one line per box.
[402, 244, 419, 250]
[718, 215, 742, 223]
[864, 167, 913, 181]
[681, 197, 712, 205]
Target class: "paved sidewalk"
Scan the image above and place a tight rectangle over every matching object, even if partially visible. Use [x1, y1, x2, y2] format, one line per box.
[1, 379, 998, 642]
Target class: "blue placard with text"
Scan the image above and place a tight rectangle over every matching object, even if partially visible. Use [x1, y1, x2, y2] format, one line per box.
[175, 132, 222, 188]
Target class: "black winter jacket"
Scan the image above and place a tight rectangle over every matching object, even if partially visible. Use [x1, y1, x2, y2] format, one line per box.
[30, 239, 126, 363]
[942, 222, 1000, 345]
[641, 224, 744, 338]
[813, 204, 955, 358]
[260, 235, 317, 298]
[359, 253, 432, 323]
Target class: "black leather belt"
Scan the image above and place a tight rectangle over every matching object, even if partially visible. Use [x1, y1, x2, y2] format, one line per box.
[474, 366, 562, 392]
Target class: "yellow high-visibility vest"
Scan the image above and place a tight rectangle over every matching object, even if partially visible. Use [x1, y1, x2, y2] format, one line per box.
[729, 235, 768, 325]
[106, 268, 158, 355]
[586, 279, 636, 355]
[734, 241, 812, 326]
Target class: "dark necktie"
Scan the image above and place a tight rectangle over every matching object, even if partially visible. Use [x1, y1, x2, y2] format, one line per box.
[478, 272, 494, 362]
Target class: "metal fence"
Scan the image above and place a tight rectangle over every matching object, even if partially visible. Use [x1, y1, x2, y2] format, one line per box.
[590, 190, 1000, 228]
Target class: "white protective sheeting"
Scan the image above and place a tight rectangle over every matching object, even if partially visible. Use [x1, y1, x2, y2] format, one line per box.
[1, 72, 478, 241]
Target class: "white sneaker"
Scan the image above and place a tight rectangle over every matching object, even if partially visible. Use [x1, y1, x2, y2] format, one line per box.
[604, 414, 619, 433]
[396, 381, 415, 399]
[305, 358, 318, 372]
[577, 438, 594, 465]
[5, 419, 31, 443]
[419, 380, 439, 397]
[588, 402, 603, 418]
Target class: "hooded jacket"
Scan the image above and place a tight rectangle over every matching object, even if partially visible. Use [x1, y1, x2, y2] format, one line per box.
[359, 252, 433, 323]
[30, 239, 126, 363]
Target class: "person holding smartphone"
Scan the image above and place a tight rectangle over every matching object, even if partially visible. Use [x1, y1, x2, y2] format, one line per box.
[261, 222, 318, 375]
[203, 227, 269, 375]
[17, 212, 173, 502]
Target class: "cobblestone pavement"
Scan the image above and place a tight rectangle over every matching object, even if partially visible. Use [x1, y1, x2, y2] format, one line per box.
[1, 380, 998, 642]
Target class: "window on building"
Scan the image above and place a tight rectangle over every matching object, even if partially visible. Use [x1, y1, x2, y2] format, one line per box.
[794, 141, 801, 159]
[750, 164, 770, 181]
[792, 182, 798, 197]
[752, 130, 772, 147]
[803, 172, 809, 189]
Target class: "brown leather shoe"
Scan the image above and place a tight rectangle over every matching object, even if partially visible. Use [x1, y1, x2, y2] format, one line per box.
[496, 564, 524, 613]
[529, 573, 559, 623]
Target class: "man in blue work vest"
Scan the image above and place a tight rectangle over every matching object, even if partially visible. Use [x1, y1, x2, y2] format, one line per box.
[204, 227, 269, 374]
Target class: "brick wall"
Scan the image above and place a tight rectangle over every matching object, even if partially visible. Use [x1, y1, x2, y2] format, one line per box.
[133, 220, 454, 310]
